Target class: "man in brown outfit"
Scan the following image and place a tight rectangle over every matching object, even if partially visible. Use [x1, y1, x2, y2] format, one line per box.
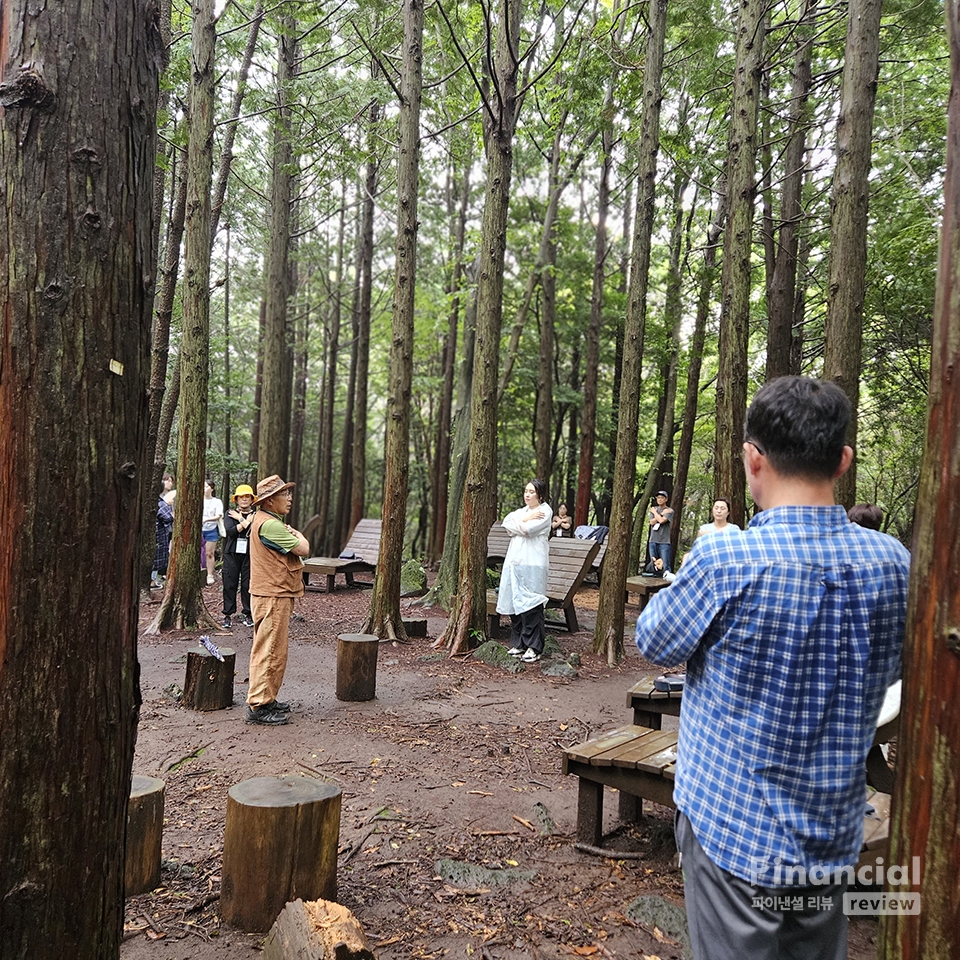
[245, 475, 310, 726]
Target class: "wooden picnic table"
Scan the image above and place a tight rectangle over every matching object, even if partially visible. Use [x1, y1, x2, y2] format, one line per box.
[624, 575, 670, 610]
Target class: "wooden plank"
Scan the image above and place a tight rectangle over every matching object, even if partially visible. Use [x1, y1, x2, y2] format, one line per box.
[609, 730, 678, 768]
[635, 744, 680, 775]
[562, 726, 654, 770]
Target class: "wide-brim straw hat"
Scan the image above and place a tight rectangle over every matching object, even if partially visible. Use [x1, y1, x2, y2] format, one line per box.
[253, 475, 296, 505]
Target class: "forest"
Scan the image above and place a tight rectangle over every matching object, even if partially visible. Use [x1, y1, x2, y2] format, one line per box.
[151, 0, 944, 575]
[2, 0, 958, 955]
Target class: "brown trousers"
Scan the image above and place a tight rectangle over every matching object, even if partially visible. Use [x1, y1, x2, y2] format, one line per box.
[247, 595, 295, 708]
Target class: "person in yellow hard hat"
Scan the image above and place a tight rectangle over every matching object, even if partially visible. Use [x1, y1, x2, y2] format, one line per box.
[221, 483, 256, 629]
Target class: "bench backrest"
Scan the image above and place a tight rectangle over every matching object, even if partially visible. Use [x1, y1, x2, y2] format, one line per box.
[546, 537, 600, 603]
[487, 522, 512, 562]
[342, 518, 382, 562]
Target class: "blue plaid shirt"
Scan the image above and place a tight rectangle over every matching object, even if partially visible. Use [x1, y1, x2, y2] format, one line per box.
[636, 505, 910, 887]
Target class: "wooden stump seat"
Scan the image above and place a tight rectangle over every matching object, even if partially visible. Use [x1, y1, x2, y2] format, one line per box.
[125, 775, 165, 896]
[221, 776, 342, 933]
[336, 633, 378, 701]
[183, 645, 235, 711]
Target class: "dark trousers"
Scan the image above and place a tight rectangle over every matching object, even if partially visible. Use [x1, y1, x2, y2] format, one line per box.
[675, 812, 848, 960]
[222, 551, 251, 617]
[510, 604, 545, 654]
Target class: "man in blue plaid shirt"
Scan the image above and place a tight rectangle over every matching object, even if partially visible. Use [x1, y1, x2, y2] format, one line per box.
[636, 377, 910, 960]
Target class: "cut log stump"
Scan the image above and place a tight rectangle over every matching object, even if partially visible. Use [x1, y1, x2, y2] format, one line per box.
[402, 618, 427, 637]
[125, 775, 165, 896]
[335, 634, 378, 702]
[221, 776, 342, 933]
[183, 645, 235, 711]
[263, 898, 377, 960]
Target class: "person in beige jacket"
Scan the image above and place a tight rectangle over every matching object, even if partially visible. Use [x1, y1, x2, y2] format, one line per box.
[245, 475, 310, 726]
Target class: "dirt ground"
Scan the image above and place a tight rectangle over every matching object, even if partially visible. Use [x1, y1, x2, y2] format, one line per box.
[122, 580, 882, 960]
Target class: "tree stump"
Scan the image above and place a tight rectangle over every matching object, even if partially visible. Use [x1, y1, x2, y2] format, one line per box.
[402, 618, 427, 637]
[221, 776, 342, 933]
[125, 776, 165, 896]
[335, 634, 378, 701]
[183, 645, 235, 711]
[262, 898, 376, 960]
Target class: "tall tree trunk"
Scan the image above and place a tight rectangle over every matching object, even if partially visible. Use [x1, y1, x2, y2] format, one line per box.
[0, 5, 159, 953]
[765, 0, 815, 380]
[442, 0, 523, 656]
[593, 0, 668, 664]
[823, 0, 882, 508]
[258, 13, 298, 480]
[535, 139, 561, 486]
[673, 185, 726, 550]
[221, 223, 233, 500]
[363, 0, 424, 641]
[147, 0, 218, 633]
[350, 89, 380, 533]
[714, 0, 766, 527]
[429, 159, 471, 565]
[317, 201, 345, 554]
[880, 8, 960, 954]
[576, 50, 617, 530]
[630, 164, 687, 571]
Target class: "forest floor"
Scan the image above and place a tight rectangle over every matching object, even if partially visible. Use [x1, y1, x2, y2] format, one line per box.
[122, 578, 883, 960]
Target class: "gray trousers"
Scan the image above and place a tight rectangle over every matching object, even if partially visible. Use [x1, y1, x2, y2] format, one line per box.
[676, 812, 848, 960]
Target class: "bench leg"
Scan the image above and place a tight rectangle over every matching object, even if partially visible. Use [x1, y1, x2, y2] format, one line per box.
[618, 790, 642, 824]
[564, 606, 579, 633]
[631, 709, 663, 730]
[576, 778, 604, 846]
[488, 612, 501, 639]
[326, 574, 336, 593]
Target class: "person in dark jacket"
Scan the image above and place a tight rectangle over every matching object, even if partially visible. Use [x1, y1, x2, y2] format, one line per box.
[222, 484, 256, 628]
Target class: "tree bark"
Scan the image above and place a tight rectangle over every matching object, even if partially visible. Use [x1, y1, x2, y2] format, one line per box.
[0, 2, 159, 953]
[879, 4, 960, 954]
[765, 0, 815, 381]
[823, 0, 882, 508]
[147, 0, 218, 634]
[593, 0, 668, 664]
[442, 0, 523, 656]
[363, 0, 424, 642]
[429, 158, 471, 565]
[673, 185, 726, 551]
[258, 13, 298, 480]
[714, 0, 766, 527]
[350, 87, 380, 533]
[576, 34, 619, 530]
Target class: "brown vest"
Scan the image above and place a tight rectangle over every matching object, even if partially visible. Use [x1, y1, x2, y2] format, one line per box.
[249, 510, 304, 598]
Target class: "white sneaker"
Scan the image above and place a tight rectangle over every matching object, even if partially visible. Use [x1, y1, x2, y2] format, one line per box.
[521, 649, 541, 663]
[507, 646, 524, 657]
[206, 575, 215, 585]
[664, 572, 676, 582]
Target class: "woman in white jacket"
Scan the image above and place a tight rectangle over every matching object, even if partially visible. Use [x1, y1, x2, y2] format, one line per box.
[497, 478, 552, 663]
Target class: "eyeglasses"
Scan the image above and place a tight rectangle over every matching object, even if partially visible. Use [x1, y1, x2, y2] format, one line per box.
[744, 439, 765, 456]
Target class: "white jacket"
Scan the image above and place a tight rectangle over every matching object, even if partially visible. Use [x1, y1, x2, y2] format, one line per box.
[496, 502, 552, 615]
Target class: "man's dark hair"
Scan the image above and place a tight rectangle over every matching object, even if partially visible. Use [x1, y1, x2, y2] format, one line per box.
[848, 503, 883, 530]
[528, 478, 548, 503]
[744, 376, 851, 479]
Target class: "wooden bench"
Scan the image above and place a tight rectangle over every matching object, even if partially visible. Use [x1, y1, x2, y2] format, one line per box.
[624, 574, 671, 610]
[562, 722, 893, 859]
[302, 518, 381, 593]
[487, 536, 600, 636]
[626, 676, 684, 728]
[486, 522, 512, 564]
[625, 676, 901, 792]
